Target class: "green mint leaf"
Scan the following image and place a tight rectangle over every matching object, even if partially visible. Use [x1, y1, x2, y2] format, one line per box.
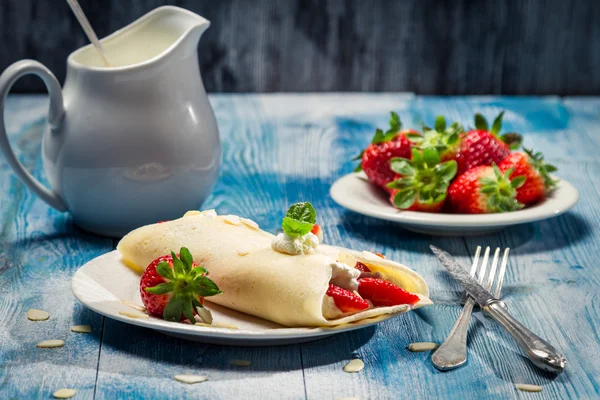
[435, 115, 446, 133]
[282, 217, 314, 237]
[156, 262, 174, 280]
[474, 113, 489, 131]
[371, 129, 385, 144]
[145, 282, 175, 295]
[179, 247, 194, 273]
[491, 111, 504, 135]
[392, 189, 417, 209]
[284, 202, 317, 230]
[163, 295, 183, 321]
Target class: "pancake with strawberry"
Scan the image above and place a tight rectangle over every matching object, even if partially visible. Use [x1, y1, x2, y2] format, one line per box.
[117, 203, 430, 327]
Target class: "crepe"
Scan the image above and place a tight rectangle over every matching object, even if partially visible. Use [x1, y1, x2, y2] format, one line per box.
[117, 211, 431, 327]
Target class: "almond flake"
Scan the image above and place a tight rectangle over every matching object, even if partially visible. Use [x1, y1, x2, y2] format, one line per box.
[37, 340, 65, 348]
[196, 307, 213, 324]
[174, 374, 208, 384]
[195, 322, 213, 327]
[237, 250, 249, 256]
[343, 359, 364, 373]
[71, 325, 92, 333]
[53, 388, 77, 399]
[201, 209, 217, 217]
[119, 311, 149, 319]
[184, 210, 202, 217]
[408, 342, 438, 352]
[516, 384, 542, 392]
[240, 217, 259, 230]
[215, 323, 238, 330]
[222, 215, 241, 226]
[27, 309, 50, 321]
[121, 300, 146, 312]
[229, 359, 251, 367]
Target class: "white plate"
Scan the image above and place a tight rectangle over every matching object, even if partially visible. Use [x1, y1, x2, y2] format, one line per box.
[330, 172, 579, 236]
[71, 250, 406, 346]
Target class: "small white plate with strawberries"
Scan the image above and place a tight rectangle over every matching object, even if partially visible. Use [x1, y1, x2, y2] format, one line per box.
[331, 112, 579, 236]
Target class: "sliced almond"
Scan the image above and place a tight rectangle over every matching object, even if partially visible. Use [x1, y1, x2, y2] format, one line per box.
[515, 384, 542, 392]
[119, 311, 149, 319]
[196, 307, 213, 324]
[240, 217, 259, 230]
[237, 250, 250, 256]
[121, 300, 146, 312]
[27, 309, 49, 321]
[408, 342, 438, 352]
[37, 340, 65, 348]
[215, 323, 238, 330]
[222, 215, 241, 226]
[53, 388, 77, 399]
[343, 359, 364, 373]
[195, 322, 213, 328]
[174, 374, 208, 384]
[201, 209, 217, 217]
[184, 210, 202, 217]
[71, 325, 92, 333]
[229, 359, 251, 367]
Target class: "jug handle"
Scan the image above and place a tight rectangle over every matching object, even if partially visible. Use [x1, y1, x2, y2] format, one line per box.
[0, 60, 68, 212]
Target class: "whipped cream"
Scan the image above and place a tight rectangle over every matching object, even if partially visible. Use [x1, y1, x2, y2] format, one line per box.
[271, 232, 319, 255]
[329, 261, 361, 291]
[322, 295, 343, 319]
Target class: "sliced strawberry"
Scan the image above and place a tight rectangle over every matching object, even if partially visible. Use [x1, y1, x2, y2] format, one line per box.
[375, 253, 385, 259]
[310, 223, 324, 242]
[354, 262, 371, 273]
[357, 278, 420, 306]
[326, 284, 369, 313]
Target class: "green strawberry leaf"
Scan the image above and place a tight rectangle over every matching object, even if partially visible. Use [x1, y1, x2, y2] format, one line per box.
[163, 294, 183, 321]
[389, 111, 402, 132]
[405, 133, 423, 143]
[371, 129, 386, 144]
[354, 163, 363, 172]
[474, 113, 489, 131]
[490, 111, 504, 135]
[182, 295, 196, 323]
[390, 158, 415, 176]
[179, 247, 194, 274]
[387, 177, 414, 190]
[511, 175, 526, 188]
[145, 282, 175, 295]
[281, 202, 316, 237]
[352, 151, 364, 161]
[190, 265, 208, 278]
[422, 148, 441, 166]
[435, 115, 446, 133]
[546, 164, 558, 173]
[171, 251, 184, 276]
[156, 262, 174, 280]
[500, 132, 523, 150]
[392, 189, 417, 209]
[194, 276, 223, 297]
[435, 160, 458, 182]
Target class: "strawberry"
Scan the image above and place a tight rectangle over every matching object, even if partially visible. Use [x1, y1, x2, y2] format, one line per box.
[408, 115, 463, 162]
[386, 148, 458, 212]
[326, 284, 369, 313]
[498, 149, 558, 205]
[354, 112, 413, 189]
[357, 278, 420, 306]
[311, 223, 324, 242]
[354, 262, 371, 273]
[455, 112, 519, 174]
[140, 247, 221, 322]
[448, 164, 526, 214]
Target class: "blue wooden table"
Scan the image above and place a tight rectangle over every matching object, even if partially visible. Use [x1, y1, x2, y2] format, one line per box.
[1, 94, 599, 399]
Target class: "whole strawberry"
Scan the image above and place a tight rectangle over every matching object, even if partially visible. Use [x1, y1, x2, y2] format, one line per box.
[354, 112, 414, 189]
[498, 149, 558, 205]
[387, 148, 457, 213]
[455, 112, 517, 174]
[448, 164, 526, 214]
[408, 115, 463, 162]
[140, 247, 221, 322]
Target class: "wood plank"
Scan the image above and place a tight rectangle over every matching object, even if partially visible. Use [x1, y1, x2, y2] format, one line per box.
[0, 96, 113, 399]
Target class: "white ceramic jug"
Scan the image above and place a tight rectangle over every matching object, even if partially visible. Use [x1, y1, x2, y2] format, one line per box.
[0, 6, 221, 237]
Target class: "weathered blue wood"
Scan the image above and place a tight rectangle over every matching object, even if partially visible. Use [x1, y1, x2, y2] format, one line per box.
[1, 94, 599, 399]
[0, 95, 113, 400]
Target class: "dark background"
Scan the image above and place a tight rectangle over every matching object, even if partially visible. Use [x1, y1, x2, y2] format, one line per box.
[1, 0, 598, 95]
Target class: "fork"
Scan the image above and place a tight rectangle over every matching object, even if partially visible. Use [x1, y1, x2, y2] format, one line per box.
[432, 246, 509, 371]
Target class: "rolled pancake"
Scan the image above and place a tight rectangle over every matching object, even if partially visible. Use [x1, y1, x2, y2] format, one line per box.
[117, 212, 431, 327]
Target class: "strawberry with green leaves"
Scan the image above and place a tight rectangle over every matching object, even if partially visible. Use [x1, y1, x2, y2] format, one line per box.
[498, 148, 558, 205]
[386, 148, 458, 213]
[140, 248, 221, 322]
[408, 115, 463, 162]
[354, 112, 414, 189]
[456, 112, 520, 174]
[448, 164, 526, 214]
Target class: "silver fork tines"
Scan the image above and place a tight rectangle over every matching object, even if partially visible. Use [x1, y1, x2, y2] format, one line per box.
[432, 246, 509, 371]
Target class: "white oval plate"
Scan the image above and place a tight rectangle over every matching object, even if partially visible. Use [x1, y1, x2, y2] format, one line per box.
[330, 172, 579, 236]
[72, 249, 406, 346]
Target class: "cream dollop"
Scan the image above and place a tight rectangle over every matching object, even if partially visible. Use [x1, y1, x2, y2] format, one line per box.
[271, 232, 319, 255]
[329, 261, 361, 291]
